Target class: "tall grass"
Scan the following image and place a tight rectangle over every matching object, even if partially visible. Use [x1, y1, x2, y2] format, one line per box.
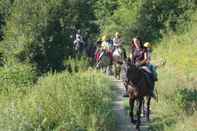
[149, 14, 197, 131]
[0, 69, 116, 131]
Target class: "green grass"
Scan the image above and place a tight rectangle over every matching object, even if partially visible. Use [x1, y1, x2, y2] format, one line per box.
[0, 62, 116, 131]
[121, 12, 197, 131]
[149, 17, 197, 131]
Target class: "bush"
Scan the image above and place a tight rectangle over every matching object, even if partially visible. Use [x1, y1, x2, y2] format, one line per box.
[149, 11, 197, 131]
[64, 57, 90, 73]
[0, 0, 13, 40]
[0, 63, 37, 93]
[94, 0, 197, 41]
[0, 70, 116, 131]
[1, 0, 98, 72]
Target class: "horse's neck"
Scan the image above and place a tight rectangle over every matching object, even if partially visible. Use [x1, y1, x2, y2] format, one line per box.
[114, 47, 123, 57]
[128, 66, 145, 86]
[116, 47, 122, 52]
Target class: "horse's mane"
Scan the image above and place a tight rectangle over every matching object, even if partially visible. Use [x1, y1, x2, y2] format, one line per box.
[126, 63, 147, 89]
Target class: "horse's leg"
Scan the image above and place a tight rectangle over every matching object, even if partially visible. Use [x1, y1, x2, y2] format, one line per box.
[142, 98, 145, 117]
[123, 81, 129, 97]
[106, 66, 109, 75]
[129, 97, 135, 123]
[146, 96, 151, 121]
[118, 64, 121, 80]
[136, 97, 143, 130]
[115, 64, 118, 79]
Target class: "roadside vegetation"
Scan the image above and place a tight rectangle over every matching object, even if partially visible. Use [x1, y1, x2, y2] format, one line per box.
[0, 0, 196, 131]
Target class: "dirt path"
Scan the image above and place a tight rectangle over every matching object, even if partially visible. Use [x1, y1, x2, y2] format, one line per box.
[112, 79, 149, 131]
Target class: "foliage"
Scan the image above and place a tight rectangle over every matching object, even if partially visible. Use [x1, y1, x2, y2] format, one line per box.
[0, 0, 13, 40]
[1, 0, 98, 72]
[94, 0, 197, 41]
[148, 13, 197, 131]
[0, 69, 116, 131]
[64, 56, 90, 73]
[0, 63, 37, 93]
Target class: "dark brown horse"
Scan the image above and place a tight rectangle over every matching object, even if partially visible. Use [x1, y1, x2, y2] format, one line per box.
[124, 60, 154, 131]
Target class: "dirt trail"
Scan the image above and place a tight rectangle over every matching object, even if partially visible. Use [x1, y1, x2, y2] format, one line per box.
[112, 79, 149, 131]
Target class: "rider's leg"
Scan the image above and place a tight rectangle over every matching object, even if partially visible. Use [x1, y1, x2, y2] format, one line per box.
[148, 64, 158, 81]
[145, 72, 156, 99]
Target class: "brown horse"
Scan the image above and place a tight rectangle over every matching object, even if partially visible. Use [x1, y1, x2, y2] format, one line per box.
[124, 60, 154, 131]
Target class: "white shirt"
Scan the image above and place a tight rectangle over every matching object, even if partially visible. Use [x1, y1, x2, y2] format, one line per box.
[113, 37, 122, 47]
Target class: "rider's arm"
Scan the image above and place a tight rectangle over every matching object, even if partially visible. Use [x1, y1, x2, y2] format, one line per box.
[139, 52, 148, 65]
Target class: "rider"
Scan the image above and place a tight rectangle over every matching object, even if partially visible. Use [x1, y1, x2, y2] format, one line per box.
[130, 37, 156, 99]
[113, 32, 123, 47]
[101, 35, 113, 59]
[99, 35, 113, 73]
[143, 42, 158, 81]
[130, 37, 145, 66]
[113, 32, 126, 60]
[73, 29, 84, 52]
[95, 37, 102, 62]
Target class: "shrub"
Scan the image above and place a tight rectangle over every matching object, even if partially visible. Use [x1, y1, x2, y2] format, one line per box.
[1, 0, 98, 72]
[0, 63, 37, 93]
[0, 70, 116, 131]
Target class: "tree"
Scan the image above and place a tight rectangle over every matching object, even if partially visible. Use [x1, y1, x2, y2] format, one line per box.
[1, 0, 98, 72]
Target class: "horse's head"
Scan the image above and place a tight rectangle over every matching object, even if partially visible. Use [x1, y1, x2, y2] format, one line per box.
[124, 58, 141, 82]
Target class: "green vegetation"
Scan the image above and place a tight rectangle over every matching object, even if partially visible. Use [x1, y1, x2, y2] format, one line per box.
[0, 67, 116, 131]
[150, 14, 197, 130]
[95, 0, 197, 41]
[103, 1, 197, 130]
[1, 0, 98, 72]
[0, 0, 196, 130]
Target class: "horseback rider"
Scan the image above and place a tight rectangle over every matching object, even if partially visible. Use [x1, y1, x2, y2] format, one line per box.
[112, 32, 126, 60]
[122, 37, 145, 97]
[73, 29, 85, 53]
[95, 37, 102, 62]
[100, 35, 113, 55]
[101, 35, 112, 52]
[130, 37, 156, 98]
[130, 37, 145, 66]
[95, 35, 113, 74]
[143, 42, 158, 81]
[113, 32, 123, 47]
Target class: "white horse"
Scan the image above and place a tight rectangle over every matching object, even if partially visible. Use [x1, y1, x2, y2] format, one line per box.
[112, 46, 125, 79]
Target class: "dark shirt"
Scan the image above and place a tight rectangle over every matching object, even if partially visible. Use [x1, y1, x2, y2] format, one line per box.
[132, 48, 145, 65]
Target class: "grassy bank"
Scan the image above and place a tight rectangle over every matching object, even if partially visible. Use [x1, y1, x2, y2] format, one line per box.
[150, 19, 197, 131]
[0, 60, 116, 131]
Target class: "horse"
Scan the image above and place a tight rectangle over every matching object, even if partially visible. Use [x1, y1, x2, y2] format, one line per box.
[85, 44, 97, 65]
[73, 40, 84, 57]
[95, 50, 113, 75]
[112, 46, 126, 79]
[124, 60, 155, 131]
